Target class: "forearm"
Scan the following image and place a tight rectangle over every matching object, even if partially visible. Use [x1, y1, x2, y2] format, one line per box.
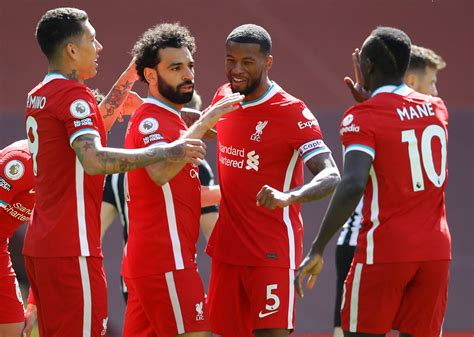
[288, 167, 340, 204]
[201, 185, 221, 207]
[146, 161, 187, 186]
[99, 71, 136, 132]
[309, 177, 364, 255]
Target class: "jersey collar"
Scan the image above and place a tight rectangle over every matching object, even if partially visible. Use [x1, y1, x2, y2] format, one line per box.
[241, 81, 281, 109]
[143, 96, 181, 116]
[371, 83, 413, 97]
[42, 72, 68, 85]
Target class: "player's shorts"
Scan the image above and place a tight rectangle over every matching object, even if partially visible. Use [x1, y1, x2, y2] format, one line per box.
[334, 244, 356, 327]
[123, 268, 209, 337]
[25, 256, 108, 337]
[0, 242, 24, 323]
[208, 260, 296, 337]
[341, 260, 450, 337]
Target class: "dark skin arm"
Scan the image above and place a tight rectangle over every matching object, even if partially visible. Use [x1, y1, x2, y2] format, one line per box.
[71, 134, 206, 175]
[295, 151, 372, 298]
[256, 152, 341, 209]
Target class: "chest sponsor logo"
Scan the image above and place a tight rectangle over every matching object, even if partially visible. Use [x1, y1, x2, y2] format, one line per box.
[70, 99, 91, 119]
[139, 118, 159, 135]
[26, 95, 46, 109]
[0, 176, 12, 191]
[195, 302, 204, 321]
[4, 160, 25, 181]
[218, 144, 260, 171]
[250, 120, 268, 142]
[2, 202, 33, 222]
[73, 118, 93, 127]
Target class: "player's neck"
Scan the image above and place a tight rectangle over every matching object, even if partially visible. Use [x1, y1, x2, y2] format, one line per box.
[243, 78, 272, 102]
[147, 90, 183, 112]
[48, 63, 83, 83]
[369, 76, 403, 94]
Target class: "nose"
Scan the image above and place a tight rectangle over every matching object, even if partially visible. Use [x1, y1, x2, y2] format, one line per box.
[183, 66, 194, 82]
[231, 62, 244, 75]
[95, 39, 104, 53]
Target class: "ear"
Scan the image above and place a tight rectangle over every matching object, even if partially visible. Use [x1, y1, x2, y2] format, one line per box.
[265, 55, 273, 72]
[404, 72, 417, 88]
[143, 67, 157, 85]
[64, 42, 79, 61]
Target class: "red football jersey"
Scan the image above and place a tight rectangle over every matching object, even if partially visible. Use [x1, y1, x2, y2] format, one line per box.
[206, 82, 331, 269]
[23, 73, 106, 257]
[340, 84, 451, 263]
[123, 97, 201, 278]
[0, 140, 35, 242]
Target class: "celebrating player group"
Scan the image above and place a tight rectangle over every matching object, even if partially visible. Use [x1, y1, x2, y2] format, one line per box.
[0, 6, 450, 337]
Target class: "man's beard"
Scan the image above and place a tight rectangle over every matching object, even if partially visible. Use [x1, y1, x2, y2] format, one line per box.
[157, 72, 194, 104]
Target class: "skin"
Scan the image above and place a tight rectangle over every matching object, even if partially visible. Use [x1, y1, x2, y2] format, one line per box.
[295, 37, 411, 337]
[143, 47, 243, 186]
[404, 66, 439, 96]
[223, 41, 340, 337]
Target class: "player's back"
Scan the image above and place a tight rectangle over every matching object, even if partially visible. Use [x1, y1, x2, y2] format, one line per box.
[23, 74, 106, 257]
[341, 85, 450, 264]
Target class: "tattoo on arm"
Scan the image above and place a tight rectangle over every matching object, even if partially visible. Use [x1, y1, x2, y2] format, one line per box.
[101, 80, 133, 119]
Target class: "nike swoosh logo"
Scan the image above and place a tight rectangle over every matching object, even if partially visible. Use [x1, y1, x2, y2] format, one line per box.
[258, 310, 279, 318]
[28, 188, 35, 194]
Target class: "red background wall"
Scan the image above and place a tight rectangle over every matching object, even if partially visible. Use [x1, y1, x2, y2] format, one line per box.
[1, 0, 473, 334]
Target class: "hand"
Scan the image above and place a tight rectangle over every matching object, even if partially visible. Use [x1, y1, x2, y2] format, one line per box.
[166, 138, 206, 166]
[22, 304, 37, 337]
[256, 185, 292, 209]
[294, 253, 324, 299]
[117, 91, 143, 122]
[181, 108, 201, 128]
[202, 93, 244, 128]
[344, 48, 370, 102]
[123, 57, 140, 83]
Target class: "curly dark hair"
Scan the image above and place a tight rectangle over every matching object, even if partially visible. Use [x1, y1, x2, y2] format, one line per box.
[36, 7, 88, 60]
[132, 23, 196, 83]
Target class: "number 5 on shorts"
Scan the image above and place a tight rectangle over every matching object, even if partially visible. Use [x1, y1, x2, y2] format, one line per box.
[265, 284, 280, 311]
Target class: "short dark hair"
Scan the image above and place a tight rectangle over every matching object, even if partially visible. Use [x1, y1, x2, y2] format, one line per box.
[132, 23, 196, 83]
[36, 7, 88, 59]
[408, 45, 446, 72]
[363, 26, 411, 79]
[226, 24, 272, 55]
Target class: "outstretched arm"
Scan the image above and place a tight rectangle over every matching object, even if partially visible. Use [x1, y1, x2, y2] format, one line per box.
[295, 151, 372, 298]
[146, 93, 243, 185]
[99, 59, 140, 131]
[71, 134, 206, 175]
[256, 152, 341, 209]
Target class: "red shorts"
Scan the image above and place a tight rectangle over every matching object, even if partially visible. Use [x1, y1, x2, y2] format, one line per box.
[123, 268, 209, 337]
[25, 256, 108, 337]
[0, 250, 24, 323]
[341, 260, 450, 337]
[208, 260, 296, 337]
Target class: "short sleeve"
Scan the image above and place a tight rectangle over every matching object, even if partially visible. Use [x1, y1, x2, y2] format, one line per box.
[286, 103, 331, 163]
[0, 150, 34, 207]
[340, 107, 376, 159]
[59, 87, 103, 145]
[132, 115, 170, 149]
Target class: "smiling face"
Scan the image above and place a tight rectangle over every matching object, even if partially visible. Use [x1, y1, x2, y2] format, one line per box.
[225, 41, 272, 101]
[154, 47, 195, 104]
[74, 20, 103, 81]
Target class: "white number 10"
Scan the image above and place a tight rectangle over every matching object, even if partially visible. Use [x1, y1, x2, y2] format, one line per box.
[401, 124, 447, 192]
[26, 116, 39, 176]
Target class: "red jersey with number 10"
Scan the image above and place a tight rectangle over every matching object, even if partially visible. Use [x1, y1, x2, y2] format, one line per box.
[340, 84, 451, 264]
[206, 82, 331, 269]
[23, 74, 106, 257]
